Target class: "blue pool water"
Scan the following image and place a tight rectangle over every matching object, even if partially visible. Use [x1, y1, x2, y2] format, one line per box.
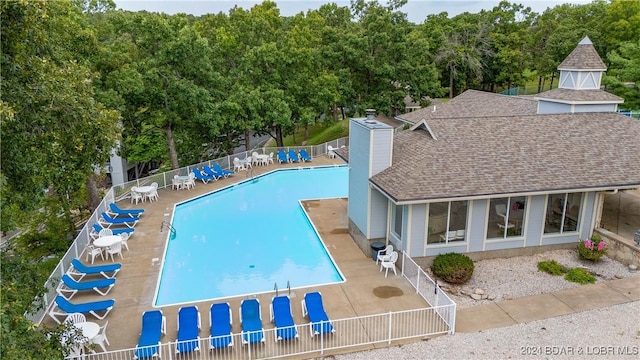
[154, 166, 348, 307]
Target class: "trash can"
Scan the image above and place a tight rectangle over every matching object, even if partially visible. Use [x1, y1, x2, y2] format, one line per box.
[371, 242, 386, 261]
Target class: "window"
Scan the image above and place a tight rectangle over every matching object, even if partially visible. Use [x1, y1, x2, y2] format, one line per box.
[488, 197, 527, 239]
[545, 193, 582, 234]
[427, 201, 468, 244]
[392, 205, 403, 238]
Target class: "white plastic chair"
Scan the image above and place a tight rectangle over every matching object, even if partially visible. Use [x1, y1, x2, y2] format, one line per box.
[327, 145, 337, 159]
[172, 175, 182, 190]
[375, 244, 394, 265]
[145, 182, 159, 202]
[495, 204, 515, 230]
[380, 251, 398, 278]
[130, 187, 143, 204]
[119, 232, 130, 251]
[440, 230, 457, 242]
[268, 152, 274, 164]
[244, 156, 252, 169]
[64, 313, 86, 325]
[251, 152, 260, 167]
[85, 244, 104, 264]
[105, 241, 123, 262]
[98, 228, 112, 238]
[90, 320, 110, 352]
[455, 229, 466, 241]
[233, 157, 245, 172]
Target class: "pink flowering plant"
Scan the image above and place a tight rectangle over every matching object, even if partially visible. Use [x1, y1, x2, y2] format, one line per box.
[577, 234, 607, 262]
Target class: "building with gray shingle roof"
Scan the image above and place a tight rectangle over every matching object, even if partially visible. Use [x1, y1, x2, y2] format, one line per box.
[345, 37, 639, 258]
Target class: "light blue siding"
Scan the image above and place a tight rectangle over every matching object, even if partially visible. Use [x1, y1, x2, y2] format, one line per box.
[468, 200, 487, 252]
[573, 104, 616, 113]
[524, 195, 546, 247]
[348, 121, 372, 237]
[538, 101, 571, 114]
[369, 188, 388, 238]
[407, 204, 427, 256]
[425, 245, 467, 256]
[371, 129, 393, 175]
[484, 239, 525, 250]
[579, 192, 597, 235]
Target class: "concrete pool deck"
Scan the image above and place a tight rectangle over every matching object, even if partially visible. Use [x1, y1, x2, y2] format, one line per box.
[45, 156, 431, 354]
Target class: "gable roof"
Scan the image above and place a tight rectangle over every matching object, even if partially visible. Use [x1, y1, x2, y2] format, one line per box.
[396, 90, 538, 124]
[558, 36, 607, 70]
[370, 112, 640, 203]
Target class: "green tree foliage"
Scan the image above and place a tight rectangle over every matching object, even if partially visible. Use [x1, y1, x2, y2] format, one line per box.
[605, 39, 640, 109]
[1, 0, 119, 235]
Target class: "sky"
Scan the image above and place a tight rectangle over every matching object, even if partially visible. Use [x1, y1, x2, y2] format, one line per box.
[114, 0, 593, 24]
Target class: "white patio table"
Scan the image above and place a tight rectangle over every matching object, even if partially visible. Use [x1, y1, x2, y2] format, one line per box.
[93, 235, 122, 249]
[135, 185, 155, 201]
[74, 321, 100, 340]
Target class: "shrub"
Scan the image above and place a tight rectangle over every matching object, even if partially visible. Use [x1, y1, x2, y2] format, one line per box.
[564, 268, 596, 284]
[431, 253, 474, 284]
[537, 260, 568, 275]
[577, 234, 607, 262]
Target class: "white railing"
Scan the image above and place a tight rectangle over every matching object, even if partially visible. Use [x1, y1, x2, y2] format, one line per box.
[66, 307, 453, 360]
[401, 251, 456, 334]
[28, 139, 349, 324]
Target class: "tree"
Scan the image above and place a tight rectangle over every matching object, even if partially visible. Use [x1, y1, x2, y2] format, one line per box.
[1, 0, 120, 236]
[435, 15, 494, 98]
[605, 39, 640, 110]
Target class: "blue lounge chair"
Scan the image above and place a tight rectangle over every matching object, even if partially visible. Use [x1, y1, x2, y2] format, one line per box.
[99, 212, 139, 229]
[209, 302, 233, 349]
[58, 274, 115, 298]
[68, 258, 121, 280]
[213, 163, 234, 177]
[191, 168, 216, 184]
[299, 149, 312, 162]
[134, 310, 166, 359]
[176, 306, 201, 354]
[288, 149, 300, 163]
[302, 292, 335, 337]
[49, 295, 115, 324]
[277, 149, 288, 164]
[270, 295, 298, 341]
[202, 165, 223, 180]
[92, 224, 134, 240]
[107, 202, 145, 218]
[240, 299, 265, 344]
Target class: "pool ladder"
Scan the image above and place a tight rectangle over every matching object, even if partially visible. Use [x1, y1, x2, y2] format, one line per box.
[160, 220, 176, 239]
[273, 281, 291, 297]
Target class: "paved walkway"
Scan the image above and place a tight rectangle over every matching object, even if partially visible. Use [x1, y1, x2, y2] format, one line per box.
[456, 276, 640, 333]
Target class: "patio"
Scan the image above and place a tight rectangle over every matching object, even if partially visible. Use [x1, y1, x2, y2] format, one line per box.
[45, 156, 437, 358]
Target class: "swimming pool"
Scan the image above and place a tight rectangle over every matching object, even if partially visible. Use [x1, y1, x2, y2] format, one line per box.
[154, 166, 348, 307]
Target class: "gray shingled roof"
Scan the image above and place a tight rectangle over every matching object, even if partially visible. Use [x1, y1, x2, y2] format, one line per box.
[535, 88, 623, 103]
[397, 90, 538, 124]
[558, 37, 607, 70]
[370, 112, 640, 203]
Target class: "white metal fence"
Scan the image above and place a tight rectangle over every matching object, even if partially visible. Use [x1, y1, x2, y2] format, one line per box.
[61, 251, 456, 360]
[400, 252, 456, 334]
[66, 306, 453, 360]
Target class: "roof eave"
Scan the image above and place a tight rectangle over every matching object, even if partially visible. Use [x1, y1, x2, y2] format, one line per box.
[533, 97, 623, 105]
[370, 180, 640, 205]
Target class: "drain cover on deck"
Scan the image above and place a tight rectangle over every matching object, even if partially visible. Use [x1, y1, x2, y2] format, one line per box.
[373, 286, 404, 298]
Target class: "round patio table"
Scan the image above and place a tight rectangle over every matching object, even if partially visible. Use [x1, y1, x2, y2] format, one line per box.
[93, 235, 122, 249]
[74, 321, 99, 340]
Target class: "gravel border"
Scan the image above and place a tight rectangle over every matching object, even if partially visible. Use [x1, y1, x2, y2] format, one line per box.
[436, 249, 639, 308]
